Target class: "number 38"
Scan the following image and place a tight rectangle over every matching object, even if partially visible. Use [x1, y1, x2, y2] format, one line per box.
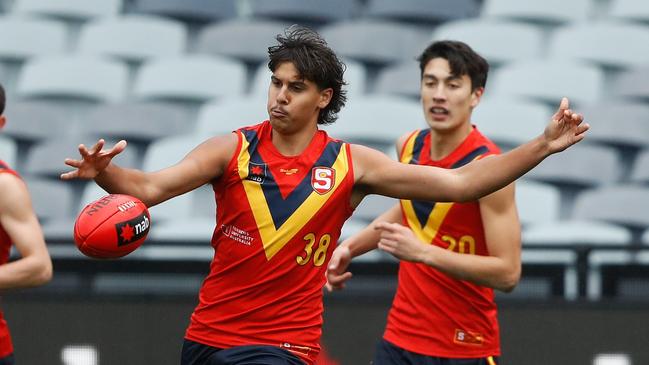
[296, 233, 331, 267]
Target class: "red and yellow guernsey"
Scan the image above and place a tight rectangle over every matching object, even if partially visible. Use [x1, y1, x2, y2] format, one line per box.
[384, 126, 502, 358]
[185, 121, 355, 364]
[0, 160, 18, 358]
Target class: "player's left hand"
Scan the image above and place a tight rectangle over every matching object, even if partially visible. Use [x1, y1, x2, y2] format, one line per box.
[376, 222, 429, 263]
[543, 97, 589, 154]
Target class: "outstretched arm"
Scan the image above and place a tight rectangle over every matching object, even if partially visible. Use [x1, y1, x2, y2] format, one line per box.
[61, 134, 238, 207]
[377, 183, 521, 292]
[0, 175, 52, 289]
[354, 98, 588, 203]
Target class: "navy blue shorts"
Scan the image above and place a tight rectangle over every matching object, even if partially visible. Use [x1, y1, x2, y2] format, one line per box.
[374, 339, 499, 365]
[181, 339, 305, 365]
[0, 354, 14, 365]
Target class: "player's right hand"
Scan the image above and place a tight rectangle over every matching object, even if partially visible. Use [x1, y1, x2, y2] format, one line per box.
[325, 245, 353, 292]
[60, 139, 127, 180]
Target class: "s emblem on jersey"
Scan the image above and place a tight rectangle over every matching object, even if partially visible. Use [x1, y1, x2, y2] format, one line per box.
[311, 167, 335, 194]
[246, 162, 267, 184]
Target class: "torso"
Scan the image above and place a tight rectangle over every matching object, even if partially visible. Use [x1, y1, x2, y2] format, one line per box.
[0, 160, 18, 358]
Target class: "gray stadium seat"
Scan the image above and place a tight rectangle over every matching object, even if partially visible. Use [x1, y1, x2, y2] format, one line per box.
[17, 56, 128, 102]
[526, 144, 622, 188]
[24, 177, 76, 240]
[11, 0, 121, 20]
[490, 60, 604, 106]
[610, 0, 649, 23]
[324, 95, 423, 146]
[0, 136, 16, 167]
[523, 220, 632, 246]
[81, 102, 191, 143]
[248, 0, 357, 25]
[431, 20, 543, 66]
[131, 0, 237, 23]
[27, 138, 139, 178]
[196, 20, 290, 65]
[630, 149, 649, 184]
[481, 0, 590, 24]
[548, 23, 649, 68]
[320, 20, 429, 66]
[351, 195, 398, 223]
[365, 0, 480, 24]
[580, 102, 649, 149]
[196, 97, 268, 135]
[612, 66, 649, 100]
[133, 56, 246, 102]
[250, 58, 367, 99]
[516, 181, 561, 226]
[374, 61, 420, 99]
[142, 134, 207, 173]
[0, 16, 66, 61]
[643, 228, 649, 245]
[472, 97, 551, 149]
[3, 101, 71, 143]
[78, 15, 187, 62]
[573, 185, 649, 230]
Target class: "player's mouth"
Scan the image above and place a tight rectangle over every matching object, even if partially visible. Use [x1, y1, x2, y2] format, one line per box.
[429, 106, 449, 120]
[271, 108, 288, 118]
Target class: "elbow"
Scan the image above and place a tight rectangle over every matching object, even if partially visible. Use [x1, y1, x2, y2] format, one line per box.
[32, 258, 53, 286]
[497, 265, 521, 293]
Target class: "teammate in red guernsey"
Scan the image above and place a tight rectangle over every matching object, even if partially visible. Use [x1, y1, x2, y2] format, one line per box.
[327, 41, 522, 364]
[61, 28, 587, 365]
[0, 84, 53, 365]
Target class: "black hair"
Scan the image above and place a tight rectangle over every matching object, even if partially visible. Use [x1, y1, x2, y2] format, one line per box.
[418, 40, 489, 91]
[268, 25, 347, 125]
[0, 83, 5, 115]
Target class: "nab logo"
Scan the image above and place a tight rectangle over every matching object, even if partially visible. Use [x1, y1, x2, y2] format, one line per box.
[115, 213, 150, 246]
[311, 167, 335, 194]
[246, 162, 267, 184]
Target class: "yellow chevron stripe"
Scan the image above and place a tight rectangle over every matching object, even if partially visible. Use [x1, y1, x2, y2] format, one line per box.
[487, 356, 497, 365]
[400, 130, 419, 164]
[400, 199, 454, 243]
[237, 133, 349, 260]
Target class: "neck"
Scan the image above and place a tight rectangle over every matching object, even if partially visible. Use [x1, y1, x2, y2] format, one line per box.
[271, 123, 319, 156]
[429, 122, 473, 160]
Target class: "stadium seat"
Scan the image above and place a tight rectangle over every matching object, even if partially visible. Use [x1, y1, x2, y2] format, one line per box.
[431, 20, 543, 66]
[142, 134, 207, 173]
[250, 58, 367, 99]
[196, 97, 268, 135]
[0, 136, 16, 167]
[81, 102, 191, 143]
[643, 228, 649, 245]
[248, 0, 357, 25]
[131, 0, 237, 23]
[523, 221, 632, 246]
[133, 56, 246, 102]
[24, 177, 76, 240]
[630, 149, 649, 184]
[78, 15, 187, 63]
[2, 101, 71, 143]
[548, 23, 649, 68]
[580, 102, 649, 149]
[610, 0, 649, 23]
[481, 0, 590, 24]
[0, 16, 66, 61]
[526, 144, 622, 188]
[324, 95, 423, 146]
[471, 97, 552, 149]
[516, 181, 561, 226]
[196, 20, 290, 65]
[612, 66, 649, 100]
[373, 61, 420, 99]
[320, 20, 429, 66]
[27, 137, 139, 178]
[351, 194, 398, 223]
[573, 185, 649, 230]
[11, 0, 121, 20]
[17, 56, 128, 102]
[364, 0, 480, 24]
[490, 60, 604, 106]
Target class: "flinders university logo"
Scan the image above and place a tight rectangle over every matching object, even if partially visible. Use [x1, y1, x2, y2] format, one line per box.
[246, 162, 267, 184]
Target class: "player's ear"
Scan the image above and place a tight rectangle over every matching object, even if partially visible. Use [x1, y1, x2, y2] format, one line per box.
[470, 87, 484, 108]
[0, 115, 6, 130]
[318, 88, 333, 109]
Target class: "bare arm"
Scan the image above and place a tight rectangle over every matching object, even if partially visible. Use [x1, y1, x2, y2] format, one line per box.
[377, 183, 522, 292]
[354, 98, 588, 203]
[0, 174, 52, 289]
[61, 134, 238, 207]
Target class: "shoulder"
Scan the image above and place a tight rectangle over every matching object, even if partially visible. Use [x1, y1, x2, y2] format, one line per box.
[0, 173, 30, 212]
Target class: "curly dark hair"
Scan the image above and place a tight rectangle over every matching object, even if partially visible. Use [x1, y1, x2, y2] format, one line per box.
[0, 83, 5, 115]
[418, 40, 489, 91]
[268, 25, 347, 125]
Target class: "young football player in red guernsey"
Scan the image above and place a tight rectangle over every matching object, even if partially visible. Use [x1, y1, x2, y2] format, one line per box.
[0, 83, 53, 365]
[61, 28, 587, 365]
[326, 41, 525, 365]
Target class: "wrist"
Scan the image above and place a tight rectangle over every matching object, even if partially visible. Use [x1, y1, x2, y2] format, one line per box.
[534, 134, 553, 157]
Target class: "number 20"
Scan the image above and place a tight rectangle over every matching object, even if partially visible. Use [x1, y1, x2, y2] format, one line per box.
[296, 233, 331, 267]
